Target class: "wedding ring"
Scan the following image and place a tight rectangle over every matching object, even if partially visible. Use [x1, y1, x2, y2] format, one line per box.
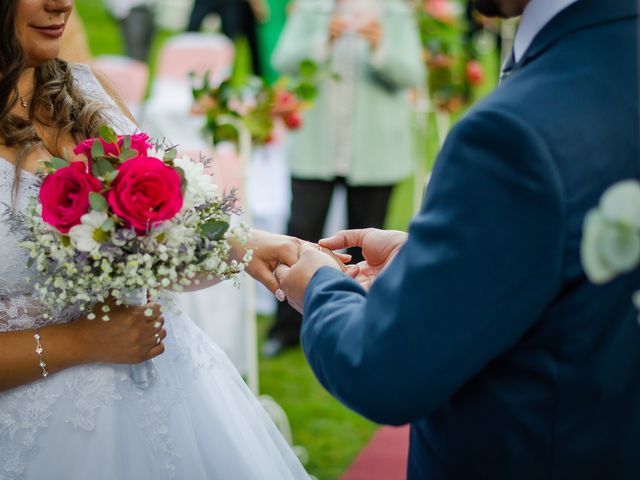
[275, 289, 286, 302]
[154, 332, 161, 344]
[153, 321, 162, 329]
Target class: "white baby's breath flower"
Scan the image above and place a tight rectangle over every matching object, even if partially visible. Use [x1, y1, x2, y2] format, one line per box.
[69, 211, 110, 252]
[174, 155, 218, 209]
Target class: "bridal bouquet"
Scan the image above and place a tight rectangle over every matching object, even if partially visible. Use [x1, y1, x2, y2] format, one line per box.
[19, 126, 251, 321]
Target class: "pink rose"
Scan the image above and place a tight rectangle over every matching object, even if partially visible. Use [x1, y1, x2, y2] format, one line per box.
[272, 90, 301, 116]
[425, 0, 456, 23]
[74, 133, 152, 170]
[107, 155, 183, 234]
[39, 162, 103, 233]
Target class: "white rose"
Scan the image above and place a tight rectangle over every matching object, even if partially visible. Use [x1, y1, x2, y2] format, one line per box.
[600, 180, 640, 227]
[581, 210, 640, 284]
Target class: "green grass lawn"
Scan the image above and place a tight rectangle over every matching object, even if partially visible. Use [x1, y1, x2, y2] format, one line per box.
[75, 3, 498, 477]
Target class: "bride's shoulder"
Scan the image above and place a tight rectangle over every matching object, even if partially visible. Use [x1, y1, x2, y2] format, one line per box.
[67, 62, 138, 131]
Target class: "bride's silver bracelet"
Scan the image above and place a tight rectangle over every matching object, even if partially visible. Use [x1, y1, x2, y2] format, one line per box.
[33, 328, 49, 378]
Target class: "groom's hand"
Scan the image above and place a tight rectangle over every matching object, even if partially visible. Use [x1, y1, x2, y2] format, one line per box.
[319, 228, 408, 289]
[274, 244, 343, 313]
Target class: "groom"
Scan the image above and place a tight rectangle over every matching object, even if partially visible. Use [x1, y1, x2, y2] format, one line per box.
[258, 0, 640, 478]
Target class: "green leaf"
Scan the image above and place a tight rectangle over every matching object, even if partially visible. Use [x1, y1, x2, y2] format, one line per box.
[174, 166, 188, 195]
[49, 157, 69, 170]
[163, 148, 177, 162]
[91, 140, 105, 159]
[105, 170, 119, 183]
[230, 36, 253, 90]
[92, 158, 115, 178]
[89, 192, 108, 212]
[299, 59, 318, 78]
[294, 83, 318, 102]
[119, 148, 138, 161]
[61, 235, 71, 247]
[99, 125, 117, 144]
[101, 218, 115, 231]
[200, 220, 229, 241]
[121, 135, 131, 152]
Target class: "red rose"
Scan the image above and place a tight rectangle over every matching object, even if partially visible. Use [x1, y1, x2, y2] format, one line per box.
[465, 60, 484, 86]
[74, 133, 152, 170]
[283, 112, 303, 130]
[107, 155, 183, 234]
[39, 162, 103, 233]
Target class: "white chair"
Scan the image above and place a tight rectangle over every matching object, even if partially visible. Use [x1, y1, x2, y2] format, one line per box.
[141, 32, 234, 144]
[92, 55, 148, 120]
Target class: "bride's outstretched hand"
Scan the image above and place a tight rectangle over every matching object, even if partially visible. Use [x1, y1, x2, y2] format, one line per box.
[273, 243, 346, 312]
[238, 229, 303, 294]
[319, 228, 408, 290]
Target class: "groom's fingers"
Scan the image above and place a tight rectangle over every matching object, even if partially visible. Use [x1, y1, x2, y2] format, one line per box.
[273, 263, 290, 284]
[319, 229, 368, 251]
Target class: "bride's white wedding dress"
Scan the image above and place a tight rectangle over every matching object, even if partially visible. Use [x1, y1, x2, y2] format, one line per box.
[0, 65, 310, 480]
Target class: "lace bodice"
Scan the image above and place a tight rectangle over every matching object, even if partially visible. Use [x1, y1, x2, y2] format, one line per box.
[0, 64, 137, 332]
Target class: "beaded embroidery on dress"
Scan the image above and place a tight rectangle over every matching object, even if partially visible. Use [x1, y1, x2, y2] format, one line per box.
[0, 64, 309, 480]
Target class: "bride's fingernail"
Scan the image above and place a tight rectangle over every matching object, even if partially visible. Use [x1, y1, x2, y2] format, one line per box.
[275, 289, 286, 302]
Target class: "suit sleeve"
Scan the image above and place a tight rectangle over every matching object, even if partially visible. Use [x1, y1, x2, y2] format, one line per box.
[301, 108, 566, 425]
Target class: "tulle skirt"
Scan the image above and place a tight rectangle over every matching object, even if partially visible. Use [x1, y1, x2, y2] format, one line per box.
[0, 302, 309, 480]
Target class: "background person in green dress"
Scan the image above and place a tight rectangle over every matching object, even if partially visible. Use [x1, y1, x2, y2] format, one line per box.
[263, 0, 426, 357]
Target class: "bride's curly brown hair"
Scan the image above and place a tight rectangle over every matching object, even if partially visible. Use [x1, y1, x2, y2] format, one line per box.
[0, 0, 105, 195]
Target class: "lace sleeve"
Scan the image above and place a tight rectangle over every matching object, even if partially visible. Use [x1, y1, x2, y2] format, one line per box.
[0, 294, 48, 332]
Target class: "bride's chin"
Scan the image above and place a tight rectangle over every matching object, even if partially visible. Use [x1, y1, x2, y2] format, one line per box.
[26, 49, 61, 67]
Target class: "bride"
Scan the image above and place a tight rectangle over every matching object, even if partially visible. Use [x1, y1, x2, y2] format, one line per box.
[0, 0, 310, 478]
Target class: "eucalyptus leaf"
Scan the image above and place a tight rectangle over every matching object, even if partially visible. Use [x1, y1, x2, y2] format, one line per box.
[99, 125, 117, 143]
[120, 148, 138, 161]
[163, 148, 177, 162]
[93, 158, 115, 178]
[121, 135, 131, 152]
[101, 218, 115, 231]
[201, 220, 229, 241]
[89, 192, 108, 212]
[105, 170, 119, 183]
[91, 140, 105, 159]
[50, 157, 69, 170]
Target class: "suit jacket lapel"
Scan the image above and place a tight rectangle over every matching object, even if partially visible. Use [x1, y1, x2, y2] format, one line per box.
[519, 0, 637, 67]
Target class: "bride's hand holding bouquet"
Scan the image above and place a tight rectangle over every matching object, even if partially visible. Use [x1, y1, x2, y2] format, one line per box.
[17, 126, 250, 386]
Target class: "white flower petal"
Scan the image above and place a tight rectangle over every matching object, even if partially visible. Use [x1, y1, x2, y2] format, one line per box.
[600, 180, 640, 228]
[581, 210, 617, 284]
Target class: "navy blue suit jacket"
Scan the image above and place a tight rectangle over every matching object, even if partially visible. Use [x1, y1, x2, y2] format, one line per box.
[301, 0, 640, 478]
